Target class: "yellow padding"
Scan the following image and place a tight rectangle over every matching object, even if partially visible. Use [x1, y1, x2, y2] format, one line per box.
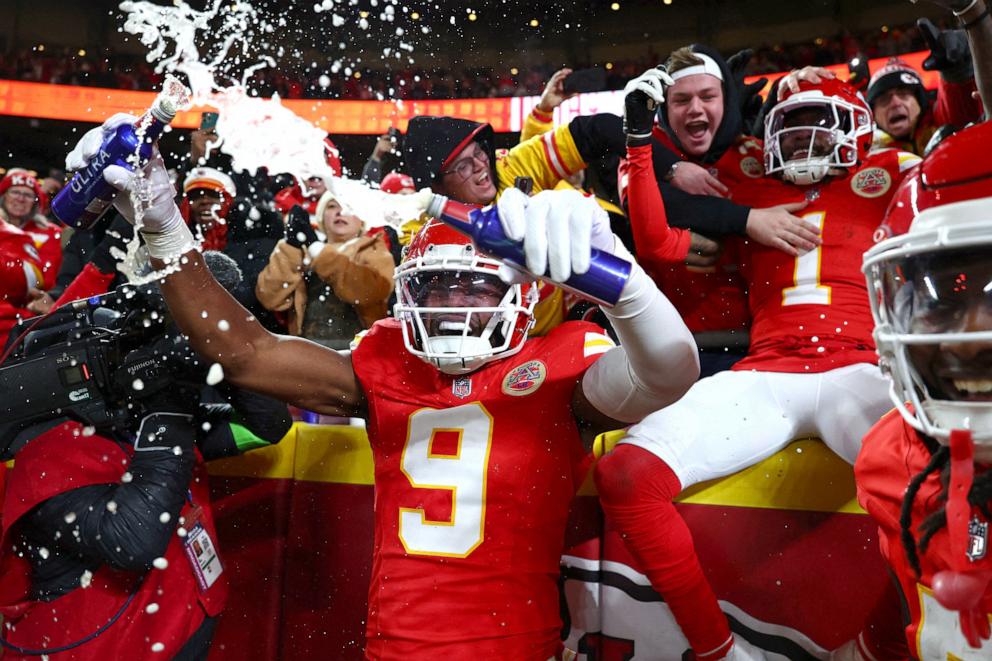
[293, 423, 375, 485]
[207, 424, 865, 514]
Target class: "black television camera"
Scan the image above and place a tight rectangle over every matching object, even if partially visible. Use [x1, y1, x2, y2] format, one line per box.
[0, 284, 209, 459]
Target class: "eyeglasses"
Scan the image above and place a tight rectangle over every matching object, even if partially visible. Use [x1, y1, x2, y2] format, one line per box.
[5, 189, 37, 201]
[440, 144, 489, 182]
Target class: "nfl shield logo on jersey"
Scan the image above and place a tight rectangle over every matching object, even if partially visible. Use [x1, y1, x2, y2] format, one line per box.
[452, 377, 472, 399]
[967, 516, 988, 562]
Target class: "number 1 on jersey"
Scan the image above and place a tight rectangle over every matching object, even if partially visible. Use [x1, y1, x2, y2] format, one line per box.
[399, 403, 493, 558]
[782, 211, 830, 307]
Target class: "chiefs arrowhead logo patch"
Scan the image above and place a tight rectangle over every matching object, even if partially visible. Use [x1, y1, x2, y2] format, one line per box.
[851, 166, 892, 198]
[501, 360, 547, 397]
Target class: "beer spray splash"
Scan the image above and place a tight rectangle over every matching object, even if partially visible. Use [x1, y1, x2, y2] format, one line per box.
[118, 0, 429, 231]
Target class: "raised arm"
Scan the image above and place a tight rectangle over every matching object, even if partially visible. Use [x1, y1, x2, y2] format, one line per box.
[65, 118, 365, 416]
[155, 249, 365, 415]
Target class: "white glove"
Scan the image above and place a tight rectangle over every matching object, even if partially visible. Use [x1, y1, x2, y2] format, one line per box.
[495, 187, 615, 285]
[66, 113, 194, 260]
[65, 113, 135, 172]
[622, 67, 672, 106]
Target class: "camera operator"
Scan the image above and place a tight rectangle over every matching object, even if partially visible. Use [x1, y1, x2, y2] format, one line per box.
[0, 258, 291, 660]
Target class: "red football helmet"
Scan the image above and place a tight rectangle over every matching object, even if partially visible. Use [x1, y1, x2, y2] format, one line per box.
[863, 120, 992, 447]
[764, 78, 873, 185]
[380, 171, 416, 195]
[394, 219, 538, 375]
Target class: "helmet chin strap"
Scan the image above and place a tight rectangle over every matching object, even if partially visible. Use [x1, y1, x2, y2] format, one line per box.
[931, 428, 992, 647]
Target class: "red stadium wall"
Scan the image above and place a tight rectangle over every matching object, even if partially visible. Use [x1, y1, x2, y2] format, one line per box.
[204, 425, 891, 660]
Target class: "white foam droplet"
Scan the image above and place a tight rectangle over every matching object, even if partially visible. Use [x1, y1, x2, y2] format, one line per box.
[206, 362, 225, 386]
[152, 557, 169, 570]
[151, 642, 165, 653]
[160, 512, 172, 524]
[146, 602, 160, 614]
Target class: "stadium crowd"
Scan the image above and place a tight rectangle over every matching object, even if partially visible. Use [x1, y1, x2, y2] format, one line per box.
[0, 19, 943, 101]
[1, 0, 991, 658]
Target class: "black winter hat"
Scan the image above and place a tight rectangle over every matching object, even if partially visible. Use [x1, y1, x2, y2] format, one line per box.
[402, 116, 495, 190]
[866, 58, 929, 112]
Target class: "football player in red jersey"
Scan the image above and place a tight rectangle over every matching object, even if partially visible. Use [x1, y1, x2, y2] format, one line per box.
[834, 121, 992, 660]
[61, 116, 700, 658]
[594, 77, 922, 659]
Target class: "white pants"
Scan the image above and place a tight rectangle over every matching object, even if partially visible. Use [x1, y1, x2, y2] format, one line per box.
[621, 362, 892, 488]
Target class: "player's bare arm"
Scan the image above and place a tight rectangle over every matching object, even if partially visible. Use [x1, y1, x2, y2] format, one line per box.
[156, 249, 365, 416]
[65, 118, 366, 417]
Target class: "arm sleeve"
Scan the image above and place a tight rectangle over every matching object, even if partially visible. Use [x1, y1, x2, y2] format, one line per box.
[229, 389, 293, 448]
[624, 144, 692, 270]
[932, 75, 983, 128]
[362, 156, 383, 184]
[659, 184, 751, 236]
[26, 438, 196, 572]
[581, 241, 700, 424]
[498, 113, 625, 194]
[51, 263, 116, 307]
[195, 389, 292, 459]
[255, 240, 304, 313]
[651, 140, 682, 178]
[520, 107, 554, 143]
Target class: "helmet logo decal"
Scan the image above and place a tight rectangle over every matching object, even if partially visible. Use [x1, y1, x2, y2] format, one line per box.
[501, 360, 547, 397]
[452, 376, 472, 399]
[899, 72, 920, 86]
[851, 167, 892, 198]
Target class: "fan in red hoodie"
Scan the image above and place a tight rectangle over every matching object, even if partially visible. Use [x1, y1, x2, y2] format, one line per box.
[0, 219, 46, 339]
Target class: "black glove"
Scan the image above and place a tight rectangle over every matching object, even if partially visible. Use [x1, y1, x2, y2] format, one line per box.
[133, 412, 196, 452]
[623, 67, 672, 147]
[919, 18, 974, 81]
[90, 216, 134, 274]
[847, 54, 871, 93]
[750, 77, 781, 139]
[726, 49, 768, 136]
[285, 204, 319, 249]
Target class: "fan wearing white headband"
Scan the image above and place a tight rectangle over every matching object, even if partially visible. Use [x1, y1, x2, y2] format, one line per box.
[600, 56, 924, 658]
[617, 45, 824, 379]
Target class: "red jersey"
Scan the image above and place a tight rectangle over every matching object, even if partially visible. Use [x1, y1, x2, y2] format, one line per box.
[618, 130, 757, 334]
[19, 217, 62, 289]
[856, 410, 992, 659]
[731, 148, 920, 373]
[351, 319, 612, 660]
